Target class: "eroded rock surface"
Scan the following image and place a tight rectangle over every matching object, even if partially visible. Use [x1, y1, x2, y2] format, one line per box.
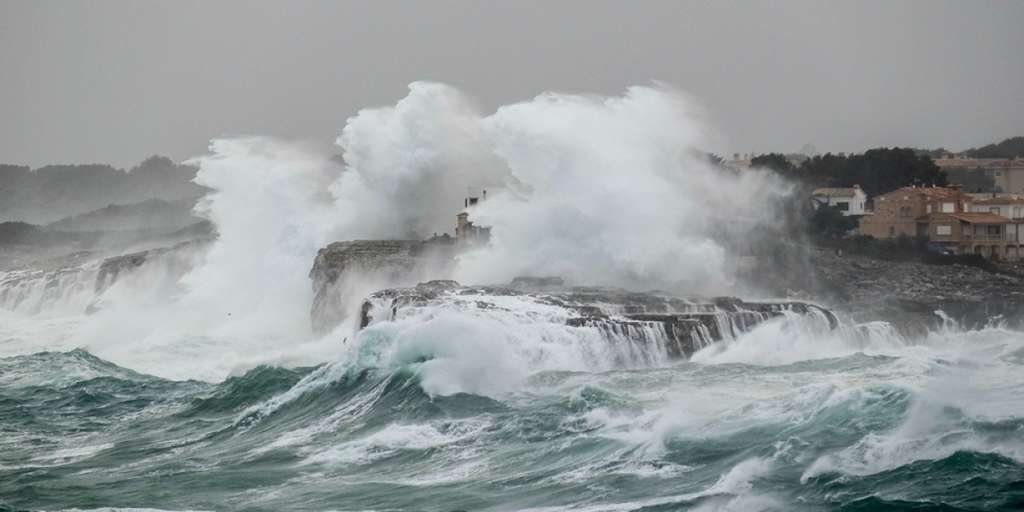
[309, 240, 457, 334]
[808, 247, 1024, 331]
[358, 279, 836, 358]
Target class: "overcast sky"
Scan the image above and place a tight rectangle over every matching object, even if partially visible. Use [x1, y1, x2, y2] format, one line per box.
[1, 0, 1022, 169]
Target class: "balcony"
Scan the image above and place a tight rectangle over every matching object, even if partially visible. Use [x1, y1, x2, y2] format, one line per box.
[965, 233, 1010, 242]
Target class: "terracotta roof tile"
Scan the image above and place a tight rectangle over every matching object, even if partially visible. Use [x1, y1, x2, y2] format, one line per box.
[946, 212, 1014, 224]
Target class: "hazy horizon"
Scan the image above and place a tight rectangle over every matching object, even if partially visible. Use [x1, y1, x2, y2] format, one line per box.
[2, 0, 1023, 169]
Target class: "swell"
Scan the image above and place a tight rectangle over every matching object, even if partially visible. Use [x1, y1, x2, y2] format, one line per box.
[2, 321, 1024, 511]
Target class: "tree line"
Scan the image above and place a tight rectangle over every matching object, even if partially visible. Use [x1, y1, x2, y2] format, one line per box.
[747, 147, 946, 198]
[0, 156, 205, 224]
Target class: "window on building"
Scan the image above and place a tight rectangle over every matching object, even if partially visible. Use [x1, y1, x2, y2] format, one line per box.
[936, 225, 952, 236]
[899, 206, 911, 217]
[941, 202, 955, 213]
[888, 226, 895, 237]
[1014, 206, 1022, 219]
[926, 204, 932, 213]
[991, 207, 1002, 216]
[988, 225, 1002, 236]
[996, 171, 1003, 177]
[837, 202, 849, 211]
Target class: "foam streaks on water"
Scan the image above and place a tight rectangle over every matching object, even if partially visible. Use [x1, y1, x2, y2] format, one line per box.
[1, 314, 1022, 511]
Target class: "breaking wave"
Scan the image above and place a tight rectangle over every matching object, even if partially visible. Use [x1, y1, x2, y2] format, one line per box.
[2, 317, 1022, 510]
[2, 82, 1022, 510]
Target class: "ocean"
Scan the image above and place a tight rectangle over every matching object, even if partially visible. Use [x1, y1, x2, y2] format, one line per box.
[2, 83, 1023, 511]
[2, 305, 1022, 511]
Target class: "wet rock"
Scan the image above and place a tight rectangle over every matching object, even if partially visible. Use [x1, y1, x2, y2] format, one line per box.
[358, 279, 835, 358]
[807, 246, 1024, 330]
[309, 240, 457, 334]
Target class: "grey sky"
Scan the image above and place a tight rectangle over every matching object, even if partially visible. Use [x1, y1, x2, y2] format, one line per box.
[1, 0, 1022, 169]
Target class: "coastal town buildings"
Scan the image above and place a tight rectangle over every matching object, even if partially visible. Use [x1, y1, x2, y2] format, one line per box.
[935, 155, 1024, 193]
[919, 211, 1024, 260]
[811, 185, 867, 216]
[969, 195, 1024, 219]
[858, 185, 1024, 260]
[859, 185, 968, 239]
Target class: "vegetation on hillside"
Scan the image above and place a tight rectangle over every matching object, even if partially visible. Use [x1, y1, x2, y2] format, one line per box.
[751, 147, 946, 198]
[0, 156, 205, 224]
[965, 136, 1024, 159]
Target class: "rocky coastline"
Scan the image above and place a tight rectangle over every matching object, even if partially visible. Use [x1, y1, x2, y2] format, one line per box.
[309, 239, 457, 334]
[799, 246, 1024, 332]
[359, 279, 836, 358]
[310, 239, 1024, 341]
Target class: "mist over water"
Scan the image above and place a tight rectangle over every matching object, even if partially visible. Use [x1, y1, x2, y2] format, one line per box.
[1, 82, 1022, 511]
[7, 82, 790, 380]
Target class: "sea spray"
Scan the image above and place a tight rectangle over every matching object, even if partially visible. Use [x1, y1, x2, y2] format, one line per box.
[2, 304, 1023, 509]
[1, 82, 796, 380]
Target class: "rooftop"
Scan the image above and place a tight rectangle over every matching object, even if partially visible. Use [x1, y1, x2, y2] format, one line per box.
[812, 187, 861, 198]
[881, 186, 960, 200]
[945, 212, 1014, 224]
[973, 196, 1024, 205]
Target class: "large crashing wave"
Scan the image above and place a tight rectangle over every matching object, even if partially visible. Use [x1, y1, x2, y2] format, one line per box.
[2, 82, 793, 381]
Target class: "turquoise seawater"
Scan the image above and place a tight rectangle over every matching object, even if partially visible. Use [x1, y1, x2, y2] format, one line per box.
[1, 323, 1022, 511]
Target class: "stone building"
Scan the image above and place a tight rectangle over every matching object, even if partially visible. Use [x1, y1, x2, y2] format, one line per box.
[455, 190, 491, 245]
[918, 212, 1024, 260]
[859, 185, 1024, 260]
[859, 185, 969, 239]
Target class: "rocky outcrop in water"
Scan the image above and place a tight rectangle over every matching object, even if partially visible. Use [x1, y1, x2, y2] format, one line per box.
[309, 239, 458, 334]
[359, 279, 836, 358]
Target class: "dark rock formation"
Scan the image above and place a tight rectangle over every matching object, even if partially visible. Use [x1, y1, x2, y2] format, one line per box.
[358, 279, 836, 358]
[95, 251, 148, 294]
[808, 247, 1024, 331]
[309, 239, 457, 334]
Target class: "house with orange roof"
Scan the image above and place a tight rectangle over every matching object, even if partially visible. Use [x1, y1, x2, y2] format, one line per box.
[858, 184, 1024, 260]
[859, 185, 970, 239]
[917, 211, 1024, 260]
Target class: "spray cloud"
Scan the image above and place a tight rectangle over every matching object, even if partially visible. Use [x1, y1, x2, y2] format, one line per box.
[62, 81, 793, 380]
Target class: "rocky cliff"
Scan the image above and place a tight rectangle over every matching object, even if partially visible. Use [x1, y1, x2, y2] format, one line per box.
[309, 239, 458, 334]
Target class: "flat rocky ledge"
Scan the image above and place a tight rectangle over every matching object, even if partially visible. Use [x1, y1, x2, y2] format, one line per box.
[358, 279, 838, 358]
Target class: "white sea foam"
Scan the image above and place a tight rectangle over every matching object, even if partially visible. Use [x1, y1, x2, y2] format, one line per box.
[300, 419, 490, 466]
[2, 81, 795, 382]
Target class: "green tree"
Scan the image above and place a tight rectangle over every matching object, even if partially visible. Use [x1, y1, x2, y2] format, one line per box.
[945, 167, 999, 193]
[965, 136, 1024, 159]
[750, 153, 795, 174]
[808, 204, 856, 239]
[797, 148, 946, 197]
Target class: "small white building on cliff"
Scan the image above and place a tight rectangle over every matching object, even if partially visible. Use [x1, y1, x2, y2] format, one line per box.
[811, 185, 868, 216]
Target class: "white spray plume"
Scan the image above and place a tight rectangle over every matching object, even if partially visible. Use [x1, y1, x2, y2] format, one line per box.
[52, 81, 794, 380]
[335, 81, 792, 291]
